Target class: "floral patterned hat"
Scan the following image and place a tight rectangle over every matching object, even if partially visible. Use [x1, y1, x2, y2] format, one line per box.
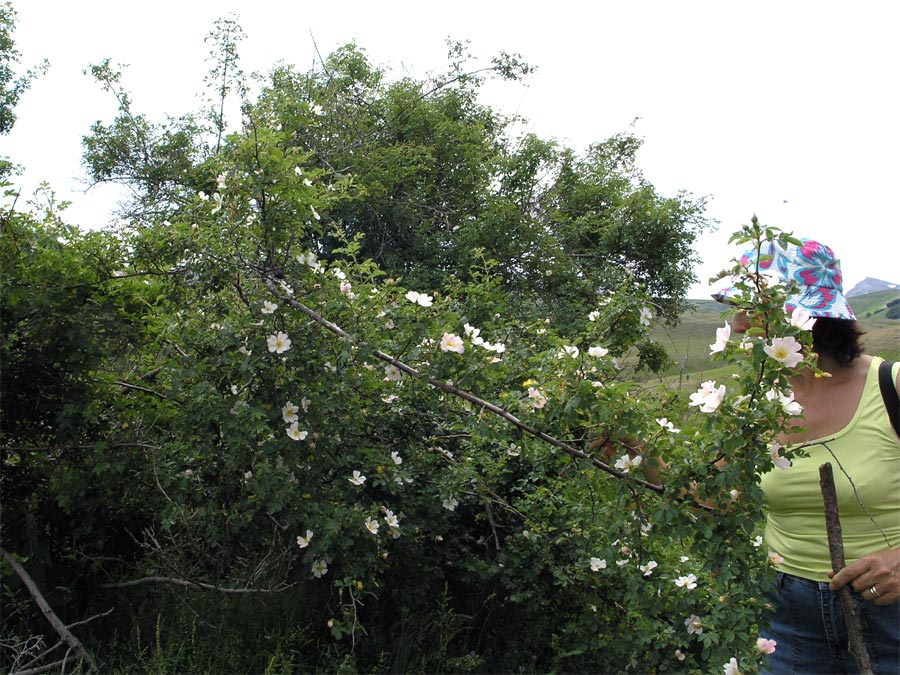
[712, 238, 856, 320]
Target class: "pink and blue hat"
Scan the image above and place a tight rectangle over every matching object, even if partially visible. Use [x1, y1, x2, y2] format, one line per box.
[712, 238, 856, 320]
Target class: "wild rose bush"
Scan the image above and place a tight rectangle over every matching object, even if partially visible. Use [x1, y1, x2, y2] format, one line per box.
[66, 124, 811, 672]
[2, 33, 817, 672]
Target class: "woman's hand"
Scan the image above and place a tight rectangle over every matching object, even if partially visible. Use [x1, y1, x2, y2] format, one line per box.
[829, 548, 900, 605]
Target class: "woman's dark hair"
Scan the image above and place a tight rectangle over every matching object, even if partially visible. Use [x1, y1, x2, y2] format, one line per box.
[812, 318, 865, 367]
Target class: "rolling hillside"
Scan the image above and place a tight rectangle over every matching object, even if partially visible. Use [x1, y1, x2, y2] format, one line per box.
[644, 289, 900, 384]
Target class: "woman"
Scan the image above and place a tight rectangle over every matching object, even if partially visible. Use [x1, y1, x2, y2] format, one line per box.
[714, 238, 900, 674]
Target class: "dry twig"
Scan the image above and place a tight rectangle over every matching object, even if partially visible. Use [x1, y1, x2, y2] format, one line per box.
[0, 547, 97, 674]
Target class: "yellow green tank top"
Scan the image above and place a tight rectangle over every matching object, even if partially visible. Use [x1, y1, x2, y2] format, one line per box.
[760, 357, 900, 581]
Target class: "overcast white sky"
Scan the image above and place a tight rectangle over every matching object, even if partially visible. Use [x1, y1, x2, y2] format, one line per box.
[5, 0, 898, 298]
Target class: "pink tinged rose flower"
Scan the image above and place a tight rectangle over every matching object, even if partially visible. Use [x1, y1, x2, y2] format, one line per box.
[789, 306, 816, 331]
[282, 401, 300, 424]
[675, 649, 686, 661]
[558, 345, 579, 359]
[768, 551, 785, 565]
[689, 380, 726, 413]
[685, 615, 703, 635]
[768, 441, 792, 470]
[724, 657, 741, 675]
[463, 323, 484, 346]
[764, 336, 804, 368]
[709, 322, 731, 355]
[656, 417, 680, 433]
[757, 638, 777, 655]
[482, 341, 506, 354]
[267, 332, 292, 354]
[440, 333, 465, 354]
[780, 395, 803, 416]
[766, 389, 803, 416]
[527, 386, 548, 409]
[384, 364, 402, 381]
[639, 560, 658, 576]
[405, 290, 433, 307]
[675, 573, 698, 589]
[297, 251, 321, 271]
[286, 422, 308, 441]
[614, 454, 642, 474]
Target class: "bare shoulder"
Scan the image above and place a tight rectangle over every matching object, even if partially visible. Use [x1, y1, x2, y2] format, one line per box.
[783, 356, 873, 443]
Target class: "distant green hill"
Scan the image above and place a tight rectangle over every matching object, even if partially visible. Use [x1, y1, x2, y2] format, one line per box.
[848, 288, 900, 320]
[644, 290, 900, 384]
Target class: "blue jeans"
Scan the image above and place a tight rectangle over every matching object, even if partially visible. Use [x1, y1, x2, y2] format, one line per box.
[762, 572, 900, 674]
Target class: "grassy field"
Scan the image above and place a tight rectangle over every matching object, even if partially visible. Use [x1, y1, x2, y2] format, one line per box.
[643, 289, 900, 387]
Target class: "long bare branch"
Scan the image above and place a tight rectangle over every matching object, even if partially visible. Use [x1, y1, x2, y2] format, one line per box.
[261, 275, 717, 512]
[0, 547, 97, 674]
[114, 380, 169, 399]
[99, 575, 294, 593]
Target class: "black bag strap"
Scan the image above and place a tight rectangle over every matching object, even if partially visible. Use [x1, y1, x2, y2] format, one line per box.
[878, 360, 900, 439]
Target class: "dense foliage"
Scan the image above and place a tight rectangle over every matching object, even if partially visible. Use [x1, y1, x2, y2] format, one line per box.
[1, 13, 819, 675]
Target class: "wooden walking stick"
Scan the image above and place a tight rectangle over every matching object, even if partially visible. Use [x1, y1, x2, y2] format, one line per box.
[819, 462, 873, 674]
